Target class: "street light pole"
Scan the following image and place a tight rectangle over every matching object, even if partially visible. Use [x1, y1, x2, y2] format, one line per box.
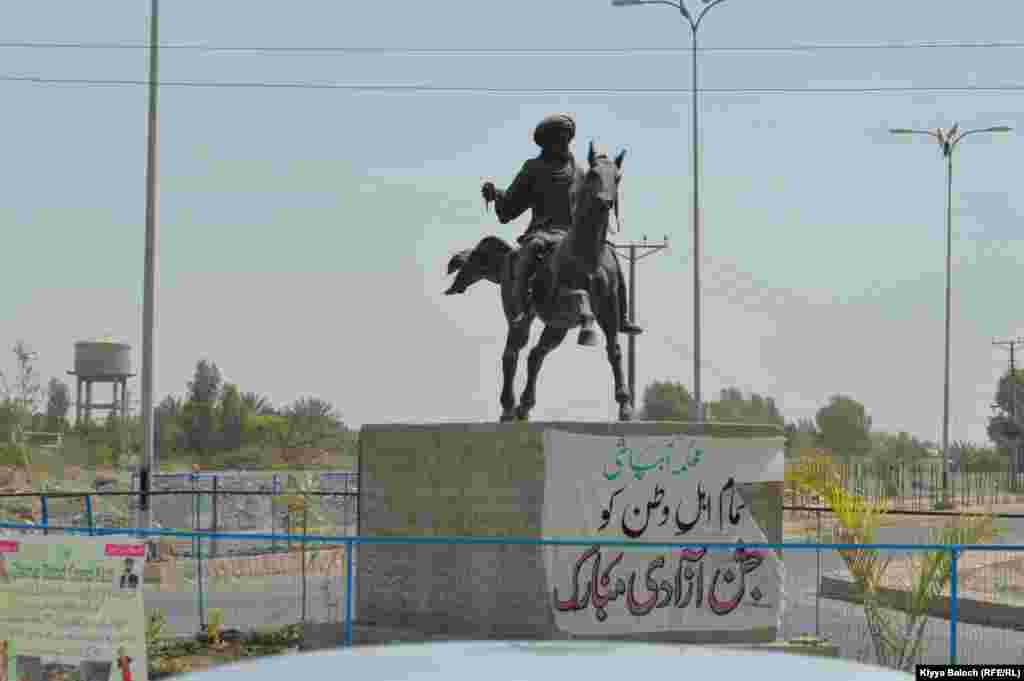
[890, 124, 1013, 502]
[612, 0, 729, 422]
[139, 0, 160, 537]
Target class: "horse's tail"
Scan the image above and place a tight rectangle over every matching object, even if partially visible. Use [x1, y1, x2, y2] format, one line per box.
[447, 249, 473, 275]
[445, 235, 514, 295]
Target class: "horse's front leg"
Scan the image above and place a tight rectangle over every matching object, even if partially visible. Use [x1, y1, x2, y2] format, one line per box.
[500, 320, 531, 422]
[517, 325, 569, 421]
[599, 299, 632, 421]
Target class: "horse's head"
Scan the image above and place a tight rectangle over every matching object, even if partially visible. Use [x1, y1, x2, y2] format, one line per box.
[575, 140, 626, 245]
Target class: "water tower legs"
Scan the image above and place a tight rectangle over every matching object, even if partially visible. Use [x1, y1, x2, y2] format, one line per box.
[71, 376, 132, 426]
[85, 381, 93, 423]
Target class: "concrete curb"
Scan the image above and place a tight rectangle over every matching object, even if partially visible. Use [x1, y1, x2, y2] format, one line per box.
[820, 574, 1024, 632]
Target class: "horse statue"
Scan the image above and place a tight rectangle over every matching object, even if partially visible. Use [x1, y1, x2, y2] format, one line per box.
[445, 140, 632, 422]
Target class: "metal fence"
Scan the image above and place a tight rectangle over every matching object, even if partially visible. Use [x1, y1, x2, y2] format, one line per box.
[2, 516, 1024, 668]
[786, 461, 1024, 511]
[783, 504, 1024, 662]
[0, 481, 358, 635]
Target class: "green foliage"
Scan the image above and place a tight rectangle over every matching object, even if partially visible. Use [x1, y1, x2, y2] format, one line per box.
[206, 608, 225, 644]
[45, 377, 71, 430]
[219, 384, 244, 450]
[247, 414, 290, 447]
[188, 359, 223, 404]
[90, 443, 118, 468]
[0, 444, 29, 467]
[0, 340, 44, 415]
[183, 359, 223, 454]
[791, 451, 998, 671]
[216, 446, 267, 469]
[283, 396, 343, 446]
[785, 418, 819, 458]
[641, 380, 692, 420]
[872, 431, 931, 464]
[0, 400, 31, 444]
[241, 392, 275, 416]
[707, 387, 784, 426]
[146, 609, 168, 652]
[816, 394, 873, 461]
[247, 624, 302, 649]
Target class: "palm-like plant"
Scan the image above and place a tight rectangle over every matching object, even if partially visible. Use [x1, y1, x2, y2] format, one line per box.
[275, 472, 332, 624]
[790, 451, 998, 670]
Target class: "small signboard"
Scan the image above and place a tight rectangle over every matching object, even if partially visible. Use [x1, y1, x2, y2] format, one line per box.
[0, 535, 148, 681]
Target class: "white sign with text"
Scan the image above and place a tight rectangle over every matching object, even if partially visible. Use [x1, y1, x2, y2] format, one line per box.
[542, 430, 784, 635]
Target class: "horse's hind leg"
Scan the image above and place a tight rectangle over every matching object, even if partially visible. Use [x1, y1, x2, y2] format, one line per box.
[598, 300, 632, 421]
[517, 325, 569, 421]
[500, 321, 531, 422]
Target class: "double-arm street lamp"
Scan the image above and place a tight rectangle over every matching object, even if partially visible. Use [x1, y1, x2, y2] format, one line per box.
[889, 123, 1013, 500]
[611, 0, 730, 421]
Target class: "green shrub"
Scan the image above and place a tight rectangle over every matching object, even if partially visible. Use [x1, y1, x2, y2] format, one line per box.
[0, 445, 28, 467]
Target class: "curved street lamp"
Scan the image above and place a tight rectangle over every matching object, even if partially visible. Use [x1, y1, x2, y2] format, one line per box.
[611, 0, 730, 421]
[889, 124, 1013, 501]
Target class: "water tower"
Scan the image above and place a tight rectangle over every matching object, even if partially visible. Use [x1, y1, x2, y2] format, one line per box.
[67, 338, 135, 424]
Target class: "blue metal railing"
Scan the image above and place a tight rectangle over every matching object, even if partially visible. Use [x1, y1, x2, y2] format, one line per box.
[2, 518, 1021, 664]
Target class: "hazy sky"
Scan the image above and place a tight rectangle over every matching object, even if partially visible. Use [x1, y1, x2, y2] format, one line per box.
[1, 1, 1022, 444]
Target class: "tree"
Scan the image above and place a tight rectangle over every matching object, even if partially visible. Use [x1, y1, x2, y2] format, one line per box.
[986, 368, 1024, 486]
[0, 340, 43, 441]
[949, 441, 1006, 473]
[640, 381, 692, 421]
[785, 417, 819, 458]
[184, 359, 223, 454]
[283, 396, 342, 447]
[219, 384, 244, 450]
[155, 394, 184, 453]
[240, 392, 276, 417]
[707, 387, 784, 426]
[187, 359, 223, 405]
[815, 394, 872, 462]
[987, 368, 1024, 445]
[45, 378, 71, 431]
[873, 431, 930, 464]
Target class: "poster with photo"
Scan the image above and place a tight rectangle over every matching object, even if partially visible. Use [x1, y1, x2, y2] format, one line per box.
[0, 535, 147, 681]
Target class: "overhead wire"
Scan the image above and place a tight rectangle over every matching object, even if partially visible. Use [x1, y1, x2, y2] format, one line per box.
[1, 40, 1024, 54]
[2, 76, 1024, 96]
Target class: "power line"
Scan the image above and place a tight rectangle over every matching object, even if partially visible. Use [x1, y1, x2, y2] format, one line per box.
[2, 40, 1024, 54]
[4, 75, 1024, 96]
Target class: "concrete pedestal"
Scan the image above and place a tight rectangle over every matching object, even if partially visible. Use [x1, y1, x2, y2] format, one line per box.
[356, 421, 783, 644]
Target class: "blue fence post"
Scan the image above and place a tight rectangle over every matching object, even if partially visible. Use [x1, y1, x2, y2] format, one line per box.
[192, 472, 204, 630]
[272, 474, 279, 553]
[84, 495, 95, 536]
[40, 495, 48, 536]
[949, 546, 959, 664]
[344, 538, 354, 647]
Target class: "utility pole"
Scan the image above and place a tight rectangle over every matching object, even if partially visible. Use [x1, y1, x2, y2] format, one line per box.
[610, 236, 670, 412]
[139, 0, 160, 541]
[994, 337, 1024, 490]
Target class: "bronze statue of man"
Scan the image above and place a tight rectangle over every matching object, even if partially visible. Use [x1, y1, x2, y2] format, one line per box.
[481, 113, 642, 334]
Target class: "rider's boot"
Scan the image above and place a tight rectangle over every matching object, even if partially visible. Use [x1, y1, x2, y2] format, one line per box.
[510, 250, 534, 324]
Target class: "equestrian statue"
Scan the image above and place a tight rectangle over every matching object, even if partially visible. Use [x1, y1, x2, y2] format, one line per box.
[445, 113, 642, 422]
